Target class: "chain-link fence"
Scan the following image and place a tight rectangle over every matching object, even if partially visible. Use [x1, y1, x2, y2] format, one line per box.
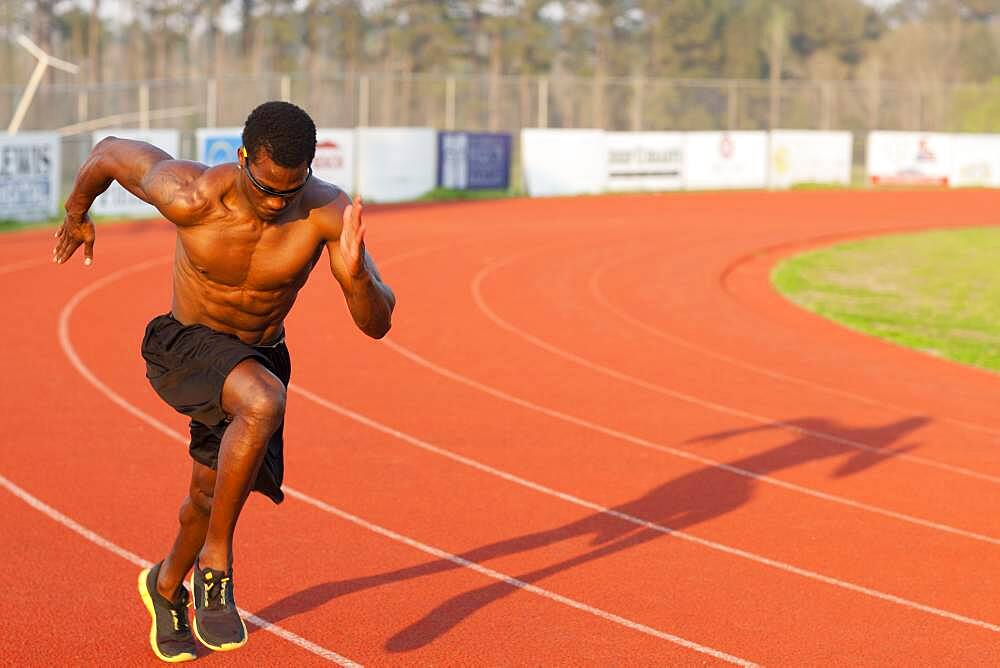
[2, 73, 995, 194]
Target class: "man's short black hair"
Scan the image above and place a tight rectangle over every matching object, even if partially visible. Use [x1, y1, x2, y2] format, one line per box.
[242, 101, 317, 167]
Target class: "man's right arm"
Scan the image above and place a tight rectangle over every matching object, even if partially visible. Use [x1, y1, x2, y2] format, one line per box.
[54, 137, 208, 265]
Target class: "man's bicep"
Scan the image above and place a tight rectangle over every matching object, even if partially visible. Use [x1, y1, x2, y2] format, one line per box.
[100, 138, 174, 191]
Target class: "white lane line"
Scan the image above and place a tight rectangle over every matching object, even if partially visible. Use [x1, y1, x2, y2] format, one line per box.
[471, 255, 1000, 485]
[57, 258, 757, 666]
[589, 250, 1000, 438]
[282, 488, 756, 667]
[0, 473, 361, 667]
[379, 339, 999, 546]
[289, 383, 1000, 634]
[0, 257, 56, 275]
[43, 257, 360, 666]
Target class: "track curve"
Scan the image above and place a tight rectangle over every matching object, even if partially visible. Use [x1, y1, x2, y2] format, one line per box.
[1, 191, 998, 665]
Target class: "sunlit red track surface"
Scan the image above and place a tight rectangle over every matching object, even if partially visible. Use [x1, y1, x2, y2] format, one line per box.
[2, 190, 999, 665]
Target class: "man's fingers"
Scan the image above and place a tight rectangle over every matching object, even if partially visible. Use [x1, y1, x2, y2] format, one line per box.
[352, 195, 363, 225]
[53, 237, 66, 262]
[54, 237, 79, 264]
[83, 238, 95, 266]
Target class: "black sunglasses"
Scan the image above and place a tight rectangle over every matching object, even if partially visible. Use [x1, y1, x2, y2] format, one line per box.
[243, 158, 312, 198]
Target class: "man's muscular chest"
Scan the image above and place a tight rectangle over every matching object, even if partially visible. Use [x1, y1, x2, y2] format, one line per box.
[177, 215, 323, 291]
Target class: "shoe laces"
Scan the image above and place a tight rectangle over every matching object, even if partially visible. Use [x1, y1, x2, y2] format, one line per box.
[169, 588, 191, 634]
[202, 572, 232, 611]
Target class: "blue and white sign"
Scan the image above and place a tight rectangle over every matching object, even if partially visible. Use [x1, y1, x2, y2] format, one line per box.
[0, 132, 60, 221]
[196, 127, 243, 166]
[438, 131, 511, 190]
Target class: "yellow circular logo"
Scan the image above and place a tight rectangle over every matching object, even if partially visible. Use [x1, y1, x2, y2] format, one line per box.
[773, 147, 790, 175]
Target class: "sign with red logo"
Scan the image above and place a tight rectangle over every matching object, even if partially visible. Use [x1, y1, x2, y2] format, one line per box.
[867, 132, 951, 187]
[720, 134, 734, 159]
[313, 130, 354, 193]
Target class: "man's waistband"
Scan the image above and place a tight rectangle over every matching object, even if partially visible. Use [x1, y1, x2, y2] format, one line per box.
[165, 311, 286, 349]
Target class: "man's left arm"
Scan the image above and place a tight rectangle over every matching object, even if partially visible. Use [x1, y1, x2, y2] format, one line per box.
[326, 194, 396, 339]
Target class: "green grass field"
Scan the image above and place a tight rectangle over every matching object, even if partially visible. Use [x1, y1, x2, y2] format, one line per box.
[772, 226, 1000, 373]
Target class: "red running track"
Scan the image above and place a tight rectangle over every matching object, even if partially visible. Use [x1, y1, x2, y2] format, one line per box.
[1, 190, 999, 665]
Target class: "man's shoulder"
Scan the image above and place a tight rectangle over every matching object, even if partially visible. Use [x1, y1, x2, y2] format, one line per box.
[190, 163, 234, 198]
[151, 162, 232, 225]
[302, 178, 350, 239]
[183, 164, 236, 212]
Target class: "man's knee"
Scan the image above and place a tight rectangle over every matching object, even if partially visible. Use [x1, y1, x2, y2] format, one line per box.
[223, 360, 286, 430]
[243, 381, 286, 427]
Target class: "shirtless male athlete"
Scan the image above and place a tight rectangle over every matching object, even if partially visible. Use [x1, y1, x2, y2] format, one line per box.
[52, 101, 395, 662]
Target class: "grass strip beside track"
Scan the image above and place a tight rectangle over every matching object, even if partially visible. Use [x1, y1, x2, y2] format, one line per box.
[772, 226, 1000, 373]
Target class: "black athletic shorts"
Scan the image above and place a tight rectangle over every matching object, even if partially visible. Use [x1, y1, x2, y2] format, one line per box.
[140, 313, 290, 504]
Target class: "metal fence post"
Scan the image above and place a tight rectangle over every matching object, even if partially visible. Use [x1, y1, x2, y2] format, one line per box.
[139, 83, 149, 129]
[77, 89, 88, 122]
[537, 77, 548, 128]
[445, 76, 456, 130]
[206, 78, 217, 127]
[631, 75, 643, 131]
[821, 81, 836, 130]
[727, 80, 738, 130]
[358, 75, 369, 127]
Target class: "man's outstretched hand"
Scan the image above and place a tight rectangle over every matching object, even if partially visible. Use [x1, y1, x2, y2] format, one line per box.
[53, 213, 96, 266]
[340, 195, 367, 279]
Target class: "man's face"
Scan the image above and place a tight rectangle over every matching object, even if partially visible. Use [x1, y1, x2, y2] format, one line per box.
[239, 147, 311, 221]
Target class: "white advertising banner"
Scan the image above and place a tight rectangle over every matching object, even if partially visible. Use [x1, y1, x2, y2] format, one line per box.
[356, 127, 436, 202]
[92, 129, 180, 217]
[521, 129, 607, 196]
[313, 129, 355, 193]
[769, 130, 853, 189]
[866, 131, 952, 186]
[949, 134, 1000, 187]
[196, 127, 243, 166]
[606, 132, 683, 191]
[682, 132, 768, 190]
[0, 132, 60, 221]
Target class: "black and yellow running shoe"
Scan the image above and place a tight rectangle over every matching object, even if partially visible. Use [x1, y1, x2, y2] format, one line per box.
[190, 563, 248, 652]
[137, 563, 197, 663]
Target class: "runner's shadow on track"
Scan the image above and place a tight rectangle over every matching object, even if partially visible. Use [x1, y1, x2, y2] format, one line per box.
[251, 415, 927, 651]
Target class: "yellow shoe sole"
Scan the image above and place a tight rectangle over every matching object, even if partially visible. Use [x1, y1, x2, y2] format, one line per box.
[137, 568, 196, 663]
[190, 571, 248, 652]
